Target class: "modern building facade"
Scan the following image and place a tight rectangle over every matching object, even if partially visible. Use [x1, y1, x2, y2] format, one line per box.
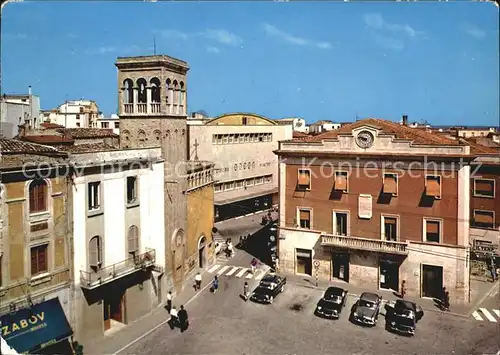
[0, 88, 42, 138]
[0, 139, 74, 354]
[275, 117, 476, 304]
[96, 115, 120, 134]
[189, 113, 293, 221]
[42, 100, 101, 129]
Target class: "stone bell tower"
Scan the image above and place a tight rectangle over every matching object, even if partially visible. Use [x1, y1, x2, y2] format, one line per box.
[115, 55, 189, 294]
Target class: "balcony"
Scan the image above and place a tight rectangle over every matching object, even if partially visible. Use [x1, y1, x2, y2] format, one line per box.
[80, 248, 156, 289]
[137, 103, 147, 114]
[321, 234, 408, 255]
[124, 103, 134, 114]
[151, 103, 161, 113]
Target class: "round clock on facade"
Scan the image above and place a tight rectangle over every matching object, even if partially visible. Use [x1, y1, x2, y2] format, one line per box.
[356, 130, 375, 149]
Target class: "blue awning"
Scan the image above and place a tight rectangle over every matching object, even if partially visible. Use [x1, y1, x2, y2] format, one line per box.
[0, 297, 73, 354]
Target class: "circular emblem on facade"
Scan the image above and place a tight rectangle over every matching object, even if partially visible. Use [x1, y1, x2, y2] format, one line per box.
[313, 260, 320, 268]
[356, 130, 375, 149]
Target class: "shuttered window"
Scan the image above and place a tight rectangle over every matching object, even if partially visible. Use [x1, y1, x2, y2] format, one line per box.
[473, 210, 494, 229]
[127, 177, 138, 204]
[334, 172, 348, 191]
[29, 179, 48, 213]
[425, 176, 441, 198]
[474, 179, 495, 198]
[30, 244, 48, 276]
[299, 209, 311, 229]
[89, 236, 102, 269]
[425, 220, 440, 243]
[383, 174, 398, 195]
[297, 170, 311, 189]
[128, 226, 140, 254]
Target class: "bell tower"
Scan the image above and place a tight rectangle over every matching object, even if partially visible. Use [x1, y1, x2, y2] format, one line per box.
[115, 55, 189, 292]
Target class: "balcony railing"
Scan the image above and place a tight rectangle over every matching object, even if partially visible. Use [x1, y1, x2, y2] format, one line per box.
[137, 103, 147, 114]
[124, 103, 134, 114]
[321, 234, 408, 255]
[80, 248, 156, 289]
[151, 103, 161, 113]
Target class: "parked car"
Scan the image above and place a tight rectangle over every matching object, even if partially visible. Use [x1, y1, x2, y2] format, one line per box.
[314, 287, 348, 319]
[350, 292, 382, 326]
[385, 300, 424, 336]
[250, 274, 286, 304]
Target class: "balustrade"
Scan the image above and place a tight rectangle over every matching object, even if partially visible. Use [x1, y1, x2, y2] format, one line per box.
[124, 103, 133, 114]
[151, 103, 161, 113]
[321, 234, 408, 254]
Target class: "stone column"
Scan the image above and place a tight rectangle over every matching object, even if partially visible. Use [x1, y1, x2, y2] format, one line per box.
[133, 88, 138, 113]
[146, 87, 152, 114]
[168, 88, 174, 115]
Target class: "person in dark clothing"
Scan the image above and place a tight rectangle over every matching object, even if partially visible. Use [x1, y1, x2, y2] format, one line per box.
[178, 305, 189, 332]
[443, 291, 450, 311]
[212, 275, 219, 294]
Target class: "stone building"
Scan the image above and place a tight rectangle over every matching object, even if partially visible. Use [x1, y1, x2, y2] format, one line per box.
[0, 139, 74, 354]
[64, 143, 165, 342]
[115, 55, 190, 294]
[274, 117, 480, 305]
[188, 113, 293, 221]
[186, 161, 215, 272]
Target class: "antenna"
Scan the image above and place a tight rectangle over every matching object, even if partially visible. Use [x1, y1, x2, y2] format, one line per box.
[153, 36, 156, 55]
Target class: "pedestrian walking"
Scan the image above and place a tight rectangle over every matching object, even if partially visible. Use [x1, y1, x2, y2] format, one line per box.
[243, 281, 249, 301]
[274, 257, 280, 273]
[169, 306, 178, 329]
[490, 257, 497, 282]
[227, 241, 234, 258]
[166, 291, 173, 312]
[400, 280, 406, 298]
[212, 275, 219, 294]
[251, 258, 258, 274]
[178, 305, 189, 333]
[194, 272, 202, 291]
[443, 291, 450, 311]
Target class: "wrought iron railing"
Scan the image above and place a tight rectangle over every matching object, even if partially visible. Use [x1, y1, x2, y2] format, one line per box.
[80, 248, 156, 289]
[124, 103, 134, 114]
[321, 234, 408, 254]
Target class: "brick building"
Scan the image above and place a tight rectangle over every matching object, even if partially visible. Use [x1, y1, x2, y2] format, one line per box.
[275, 117, 476, 304]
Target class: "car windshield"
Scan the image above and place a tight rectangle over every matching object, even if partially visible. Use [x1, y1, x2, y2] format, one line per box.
[255, 287, 271, 295]
[359, 300, 376, 308]
[325, 295, 341, 303]
[394, 314, 415, 326]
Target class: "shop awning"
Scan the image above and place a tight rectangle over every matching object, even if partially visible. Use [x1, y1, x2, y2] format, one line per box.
[0, 297, 73, 354]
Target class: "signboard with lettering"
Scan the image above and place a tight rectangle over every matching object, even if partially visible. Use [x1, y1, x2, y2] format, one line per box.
[0, 297, 73, 353]
[358, 194, 373, 219]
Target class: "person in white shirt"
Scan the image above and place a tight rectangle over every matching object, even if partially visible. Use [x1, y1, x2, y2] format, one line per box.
[166, 291, 173, 312]
[227, 242, 234, 258]
[194, 272, 202, 291]
[169, 306, 178, 328]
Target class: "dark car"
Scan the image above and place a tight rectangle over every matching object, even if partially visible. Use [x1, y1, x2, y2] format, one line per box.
[385, 300, 424, 336]
[315, 287, 348, 319]
[351, 292, 382, 326]
[250, 274, 286, 304]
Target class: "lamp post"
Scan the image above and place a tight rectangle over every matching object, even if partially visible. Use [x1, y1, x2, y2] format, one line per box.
[314, 260, 320, 287]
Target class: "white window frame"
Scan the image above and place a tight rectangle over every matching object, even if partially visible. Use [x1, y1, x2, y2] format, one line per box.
[225, 181, 234, 190]
[380, 214, 400, 242]
[473, 178, 495, 198]
[255, 177, 264, 185]
[296, 207, 312, 230]
[425, 174, 442, 200]
[332, 210, 350, 236]
[383, 172, 399, 197]
[422, 217, 443, 243]
[222, 135, 228, 144]
[88, 181, 101, 211]
[473, 209, 495, 229]
[246, 178, 254, 186]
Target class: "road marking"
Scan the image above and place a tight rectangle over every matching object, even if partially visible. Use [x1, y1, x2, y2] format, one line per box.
[245, 272, 254, 279]
[217, 265, 230, 275]
[208, 264, 220, 273]
[479, 308, 497, 322]
[472, 311, 483, 321]
[236, 268, 247, 278]
[113, 278, 212, 354]
[225, 266, 239, 276]
[493, 309, 500, 317]
[254, 269, 266, 280]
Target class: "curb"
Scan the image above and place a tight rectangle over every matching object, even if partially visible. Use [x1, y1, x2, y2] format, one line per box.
[287, 279, 470, 319]
[465, 279, 499, 317]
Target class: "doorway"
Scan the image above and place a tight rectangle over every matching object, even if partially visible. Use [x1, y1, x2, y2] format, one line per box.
[332, 252, 349, 282]
[422, 264, 443, 299]
[198, 236, 207, 269]
[379, 259, 399, 291]
[103, 293, 125, 331]
[295, 249, 312, 275]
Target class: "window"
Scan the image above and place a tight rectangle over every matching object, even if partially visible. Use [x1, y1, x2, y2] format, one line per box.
[214, 184, 222, 192]
[235, 180, 244, 189]
[334, 171, 348, 192]
[76, 114, 80, 120]
[88, 182, 101, 211]
[264, 175, 272, 183]
[30, 244, 48, 276]
[298, 209, 311, 229]
[473, 179, 495, 198]
[334, 212, 348, 236]
[383, 173, 398, 196]
[223, 135, 228, 144]
[249, 134, 254, 143]
[115, 122, 119, 129]
[127, 176, 138, 204]
[425, 175, 441, 199]
[102, 122, 109, 128]
[128, 226, 139, 254]
[473, 210, 495, 229]
[297, 169, 311, 190]
[383, 216, 398, 241]
[226, 181, 234, 190]
[244, 134, 249, 143]
[259, 134, 264, 142]
[242, 116, 248, 125]
[424, 219, 441, 243]
[228, 135, 234, 144]
[255, 177, 263, 185]
[246, 178, 254, 186]
[76, 123, 80, 127]
[79, 107, 84, 113]
[29, 179, 48, 213]
[89, 236, 102, 270]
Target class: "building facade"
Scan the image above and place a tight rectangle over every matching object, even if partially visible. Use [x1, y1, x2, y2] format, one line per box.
[274, 117, 308, 133]
[96, 115, 120, 134]
[42, 100, 101, 129]
[189, 113, 293, 221]
[0, 88, 42, 138]
[186, 161, 215, 273]
[309, 120, 341, 135]
[68, 145, 165, 342]
[0, 139, 74, 354]
[275, 118, 474, 304]
[115, 55, 190, 293]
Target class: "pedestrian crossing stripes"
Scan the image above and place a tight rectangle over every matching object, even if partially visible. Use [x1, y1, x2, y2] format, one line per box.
[208, 264, 270, 280]
[471, 308, 500, 322]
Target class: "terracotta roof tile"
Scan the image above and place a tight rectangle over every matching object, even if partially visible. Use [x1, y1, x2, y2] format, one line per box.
[55, 128, 118, 139]
[22, 135, 74, 144]
[55, 143, 118, 153]
[40, 122, 64, 129]
[292, 131, 309, 138]
[464, 139, 500, 155]
[0, 138, 65, 155]
[298, 118, 462, 146]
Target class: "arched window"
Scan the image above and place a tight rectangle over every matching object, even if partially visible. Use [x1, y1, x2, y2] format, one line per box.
[138, 130, 146, 146]
[29, 179, 48, 213]
[89, 236, 102, 271]
[128, 226, 139, 254]
[150, 78, 161, 103]
[165, 79, 171, 104]
[179, 81, 185, 106]
[153, 130, 161, 141]
[123, 79, 134, 103]
[136, 78, 147, 103]
[173, 80, 179, 105]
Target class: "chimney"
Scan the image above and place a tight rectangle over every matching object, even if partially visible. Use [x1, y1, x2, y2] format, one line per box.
[402, 115, 408, 126]
[28, 86, 32, 96]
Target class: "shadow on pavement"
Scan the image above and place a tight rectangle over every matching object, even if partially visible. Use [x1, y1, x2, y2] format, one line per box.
[236, 219, 278, 267]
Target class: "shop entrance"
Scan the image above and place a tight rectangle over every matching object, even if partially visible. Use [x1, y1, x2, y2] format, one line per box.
[422, 264, 443, 299]
[103, 293, 125, 331]
[379, 259, 399, 291]
[332, 252, 349, 282]
[296, 249, 312, 275]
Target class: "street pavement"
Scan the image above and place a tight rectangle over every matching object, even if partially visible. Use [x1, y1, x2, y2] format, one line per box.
[120, 276, 499, 355]
[471, 281, 500, 323]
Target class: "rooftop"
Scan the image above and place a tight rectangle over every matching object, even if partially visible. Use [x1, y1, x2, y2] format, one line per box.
[55, 142, 118, 153]
[0, 138, 66, 156]
[40, 122, 65, 129]
[55, 128, 118, 139]
[186, 160, 214, 173]
[115, 55, 189, 70]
